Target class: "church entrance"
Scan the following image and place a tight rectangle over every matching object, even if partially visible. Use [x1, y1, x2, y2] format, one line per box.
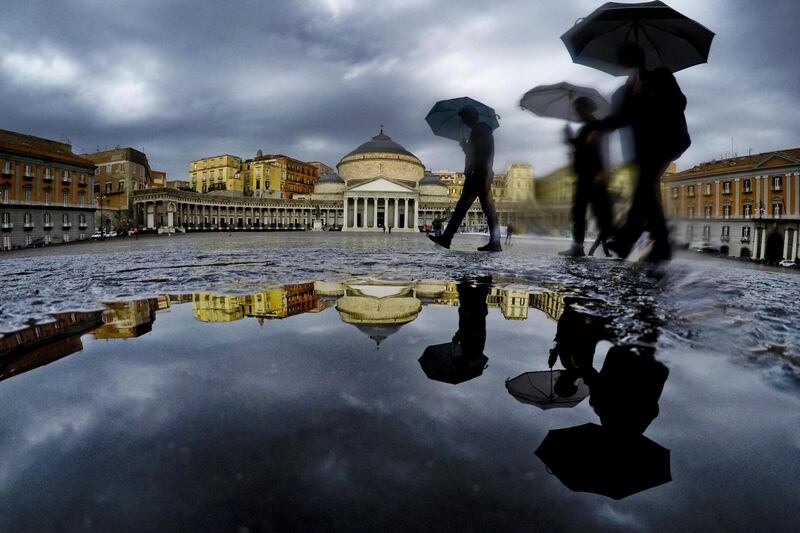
[377, 212, 385, 228]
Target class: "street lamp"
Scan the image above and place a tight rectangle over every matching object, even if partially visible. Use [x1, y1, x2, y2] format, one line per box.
[96, 192, 107, 239]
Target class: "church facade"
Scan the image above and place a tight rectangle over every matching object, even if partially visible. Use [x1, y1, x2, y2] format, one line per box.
[131, 128, 533, 233]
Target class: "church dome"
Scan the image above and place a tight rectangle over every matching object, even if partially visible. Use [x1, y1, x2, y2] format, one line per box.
[419, 172, 448, 197]
[337, 127, 425, 185]
[318, 173, 345, 184]
[313, 172, 346, 195]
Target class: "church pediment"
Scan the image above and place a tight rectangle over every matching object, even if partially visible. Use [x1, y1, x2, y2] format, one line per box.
[754, 154, 799, 169]
[347, 177, 415, 193]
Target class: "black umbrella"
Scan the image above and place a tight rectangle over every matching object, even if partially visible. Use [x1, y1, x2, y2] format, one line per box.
[535, 423, 671, 500]
[505, 370, 589, 410]
[520, 82, 610, 122]
[561, 1, 715, 75]
[419, 342, 488, 385]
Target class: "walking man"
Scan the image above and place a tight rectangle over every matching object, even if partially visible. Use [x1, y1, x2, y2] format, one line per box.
[559, 97, 614, 257]
[429, 105, 502, 252]
[592, 42, 691, 262]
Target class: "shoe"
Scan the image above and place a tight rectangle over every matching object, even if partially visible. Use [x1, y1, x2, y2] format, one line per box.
[606, 237, 631, 259]
[428, 234, 451, 249]
[644, 241, 672, 263]
[477, 241, 502, 252]
[558, 244, 585, 257]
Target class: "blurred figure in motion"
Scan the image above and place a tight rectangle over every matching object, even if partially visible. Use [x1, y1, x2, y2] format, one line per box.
[559, 96, 614, 257]
[505, 223, 514, 245]
[429, 105, 502, 252]
[588, 234, 611, 257]
[593, 42, 691, 262]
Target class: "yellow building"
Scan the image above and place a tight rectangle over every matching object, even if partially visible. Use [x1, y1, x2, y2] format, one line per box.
[191, 283, 320, 323]
[188, 155, 243, 193]
[93, 299, 161, 338]
[242, 157, 285, 198]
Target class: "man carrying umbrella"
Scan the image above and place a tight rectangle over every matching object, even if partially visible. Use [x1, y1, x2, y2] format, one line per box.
[558, 96, 614, 257]
[428, 105, 502, 252]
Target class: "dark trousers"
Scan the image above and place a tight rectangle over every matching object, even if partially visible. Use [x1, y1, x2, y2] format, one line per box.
[615, 158, 670, 251]
[572, 176, 613, 245]
[444, 178, 500, 243]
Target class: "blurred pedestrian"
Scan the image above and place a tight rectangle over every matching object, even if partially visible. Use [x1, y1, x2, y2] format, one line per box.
[505, 223, 514, 245]
[592, 43, 691, 262]
[559, 97, 613, 257]
[429, 105, 501, 252]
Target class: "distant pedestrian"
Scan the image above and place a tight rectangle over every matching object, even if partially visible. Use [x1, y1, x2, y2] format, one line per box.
[559, 97, 613, 257]
[429, 105, 501, 252]
[505, 223, 514, 245]
[383, 225, 386, 233]
[388, 225, 392, 234]
[592, 43, 691, 262]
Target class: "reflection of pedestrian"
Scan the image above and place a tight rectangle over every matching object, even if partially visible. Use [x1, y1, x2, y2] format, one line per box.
[559, 97, 613, 257]
[594, 43, 691, 262]
[429, 105, 501, 252]
[505, 223, 514, 245]
[453, 278, 490, 358]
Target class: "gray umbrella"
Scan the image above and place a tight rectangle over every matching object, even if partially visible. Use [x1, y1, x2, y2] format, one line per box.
[561, 1, 715, 75]
[520, 82, 610, 122]
[505, 370, 589, 410]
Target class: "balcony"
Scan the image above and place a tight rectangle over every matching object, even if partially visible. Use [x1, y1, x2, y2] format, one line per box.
[78, 179, 87, 187]
[44, 221, 54, 229]
[79, 222, 88, 229]
[1, 222, 13, 230]
[23, 173, 35, 181]
[61, 176, 71, 184]
[721, 235, 730, 243]
[43, 174, 54, 182]
[1, 170, 11, 179]
[62, 222, 72, 229]
[23, 221, 34, 230]
[741, 236, 750, 244]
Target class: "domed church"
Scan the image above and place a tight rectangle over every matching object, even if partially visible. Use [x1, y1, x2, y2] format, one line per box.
[310, 127, 453, 232]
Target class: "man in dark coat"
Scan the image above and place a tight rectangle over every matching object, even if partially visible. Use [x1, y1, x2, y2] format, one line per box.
[593, 42, 691, 262]
[559, 97, 614, 257]
[429, 105, 502, 252]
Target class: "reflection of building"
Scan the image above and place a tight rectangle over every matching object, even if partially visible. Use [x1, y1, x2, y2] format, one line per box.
[662, 148, 800, 263]
[93, 298, 162, 338]
[528, 291, 567, 323]
[0, 310, 103, 381]
[191, 283, 324, 323]
[1, 128, 97, 250]
[335, 280, 424, 346]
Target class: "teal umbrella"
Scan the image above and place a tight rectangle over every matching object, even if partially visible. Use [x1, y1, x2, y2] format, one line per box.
[425, 97, 499, 142]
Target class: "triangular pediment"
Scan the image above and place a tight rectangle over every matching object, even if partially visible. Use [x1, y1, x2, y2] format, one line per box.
[347, 177, 415, 193]
[754, 154, 799, 169]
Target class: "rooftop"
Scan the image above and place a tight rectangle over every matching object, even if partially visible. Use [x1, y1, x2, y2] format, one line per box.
[666, 148, 800, 181]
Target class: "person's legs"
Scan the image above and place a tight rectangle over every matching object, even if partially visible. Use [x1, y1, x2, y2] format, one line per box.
[571, 179, 591, 246]
[590, 183, 614, 241]
[588, 236, 602, 256]
[442, 188, 478, 240]
[477, 190, 500, 244]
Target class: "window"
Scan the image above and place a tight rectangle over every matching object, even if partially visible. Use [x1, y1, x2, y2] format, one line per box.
[687, 185, 695, 197]
[44, 168, 52, 179]
[2, 160, 10, 174]
[743, 204, 752, 218]
[773, 202, 782, 217]
[671, 187, 678, 198]
[62, 213, 70, 225]
[62, 169, 69, 181]
[24, 164, 32, 176]
[105, 182, 112, 194]
[686, 225, 694, 239]
[44, 190, 51, 205]
[25, 234, 32, 246]
[703, 226, 711, 240]
[118, 180, 125, 192]
[44, 234, 51, 244]
[63, 191, 69, 205]
[704, 206, 712, 218]
[1, 185, 8, 202]
[1, 212, 9, 225]
[723, 204, 731, 218]
[742, 226, 751, 241]
[722, 226, 730, 237]
[773, 176, 782, 191]
[688, 206, 695, 218]
[24, 212, 32, 225]
[79, 192, 85, 205]
[743, 178, 752, 192]
[704, 183, 712, 196]
[723, 181, 731, 193]
[44, 212, 51, 226]
[63, 233, 69, 243]
[24, 187, 32, 202]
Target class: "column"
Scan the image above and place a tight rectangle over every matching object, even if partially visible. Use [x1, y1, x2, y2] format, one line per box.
[393, 198, 398, 229]
[343, 198, 349, 230]
[759, 228, 767, 260]
[403, 198, 409, 228]
[783, 229, 790, 259]
[384, 198, 389, 227]
[794, 228, 799, 260]
[715, 179, 720, 218]
[413, 199, 419, 229]
[373, 197, 378, 228]
[734, 179, 740, 217]
[361, 198, 367, 228]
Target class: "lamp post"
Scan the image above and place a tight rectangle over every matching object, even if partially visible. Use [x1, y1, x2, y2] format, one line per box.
[96, 192, 107, 239]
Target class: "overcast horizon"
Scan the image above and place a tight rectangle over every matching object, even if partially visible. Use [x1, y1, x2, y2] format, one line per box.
[1, 0, 799, 179]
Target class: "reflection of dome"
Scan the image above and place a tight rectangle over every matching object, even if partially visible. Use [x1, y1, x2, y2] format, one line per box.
[353, 324, 403, 347]
[336, 292, 422, 348]
[337, 128, 425, 185]
[314, 173, 346, 194]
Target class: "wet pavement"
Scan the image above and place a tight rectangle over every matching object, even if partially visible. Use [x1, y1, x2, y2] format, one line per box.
[0, 233, 799, 531]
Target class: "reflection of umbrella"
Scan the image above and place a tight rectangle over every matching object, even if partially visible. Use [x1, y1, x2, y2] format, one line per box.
[561, 1, 715, 75]
[535, 423, 671, 500]
[505, 370, 589, 410]
[520, 82, 610, 122]
[425, 97, 500, 142]
[419, 342, 488, 384]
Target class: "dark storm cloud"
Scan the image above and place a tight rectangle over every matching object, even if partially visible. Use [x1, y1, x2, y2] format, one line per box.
[1, 0, 798, 179]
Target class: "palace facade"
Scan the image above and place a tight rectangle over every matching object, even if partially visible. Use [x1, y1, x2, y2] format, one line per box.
[663, 148, 800, 263]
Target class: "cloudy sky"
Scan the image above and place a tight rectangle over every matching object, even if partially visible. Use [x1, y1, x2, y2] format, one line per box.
[1, 0, 799, 179]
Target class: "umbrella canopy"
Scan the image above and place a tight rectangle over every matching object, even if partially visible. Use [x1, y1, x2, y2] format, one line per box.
[505, 370, 589, 410]
[419, 342, 488, 384]
[425, 97, 500, 142]
[520, 82, 610, 122]
[561, 1, 715, 75]
[535, 423, 671, 499]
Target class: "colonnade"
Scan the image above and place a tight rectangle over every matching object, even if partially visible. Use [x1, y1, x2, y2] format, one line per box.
[342, 196, 418, 231]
